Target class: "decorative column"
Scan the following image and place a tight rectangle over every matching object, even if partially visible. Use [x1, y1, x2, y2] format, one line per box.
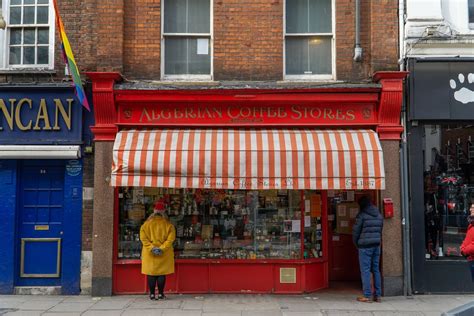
[86, 72, 121, 296]
[374, 71, 408, 296]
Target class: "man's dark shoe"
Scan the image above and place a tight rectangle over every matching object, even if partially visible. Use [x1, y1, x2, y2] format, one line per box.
[373, 296, 382, 303]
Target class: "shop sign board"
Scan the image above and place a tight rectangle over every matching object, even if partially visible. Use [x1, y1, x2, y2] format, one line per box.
[0, 88, 82, 144]
[409, 59, 474, 120]
[117, 103, 377, 126]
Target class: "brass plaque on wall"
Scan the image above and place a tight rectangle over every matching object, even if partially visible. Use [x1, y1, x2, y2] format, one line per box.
[34, 225, 50, 231]
[280, 267, 297, 284]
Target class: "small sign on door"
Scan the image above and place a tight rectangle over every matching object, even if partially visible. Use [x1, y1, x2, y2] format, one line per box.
[34, 225, 50, 231]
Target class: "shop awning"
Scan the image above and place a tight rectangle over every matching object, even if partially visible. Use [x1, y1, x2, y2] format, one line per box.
[111, 129, 385, 190]
[0, 145, 81, 159]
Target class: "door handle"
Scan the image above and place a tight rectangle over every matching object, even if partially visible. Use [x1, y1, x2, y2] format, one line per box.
[60, 231, 64, 235]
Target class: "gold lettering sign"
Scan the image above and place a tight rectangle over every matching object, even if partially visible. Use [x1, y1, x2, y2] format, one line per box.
[0, 98, 74, 131]
[138, 105, 360, 123]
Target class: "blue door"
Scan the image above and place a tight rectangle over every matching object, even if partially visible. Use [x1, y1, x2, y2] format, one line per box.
[16, 161, 65, 286]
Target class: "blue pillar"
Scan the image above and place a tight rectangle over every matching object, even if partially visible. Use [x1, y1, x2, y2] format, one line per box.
[61, 159, 83, 295]
[0, 160, 17, 294]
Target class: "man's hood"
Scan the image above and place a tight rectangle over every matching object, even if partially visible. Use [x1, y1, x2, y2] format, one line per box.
[362, 205, 380, 217]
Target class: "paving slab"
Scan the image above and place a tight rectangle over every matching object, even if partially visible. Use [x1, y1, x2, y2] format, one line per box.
[161, 310, 202, 316]
[3, 311, 43, 316]
[17, 300, 59, 310]
[62, 296, 100, 303]
[42, 313, 81, 316]
[322, 312, 373, 316]
[281, 312, 323, 316]
[121, 309, 163, 316]
[83, 311, 127, 316]
[89, 297, 133, 310]
[181, 300, 204, 310]
[278, 302, 321, 312]
[201, 312, 242, 316]
[47, 301, 96, 313]
[422, 312, 445, 316]
[372, 312, 425, 316]
[127, 298, 182, 310]
[241, 311, 283, 316]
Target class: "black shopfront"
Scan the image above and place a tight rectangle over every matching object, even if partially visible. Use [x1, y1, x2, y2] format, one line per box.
[408, 58, 474, 293]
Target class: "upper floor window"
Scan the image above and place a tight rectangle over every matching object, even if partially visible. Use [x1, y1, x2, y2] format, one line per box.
[0, 0, 55, 70]
[162, 0, 212, 80]
[285, 0, 334, 80]
[469, 0, 474, 29]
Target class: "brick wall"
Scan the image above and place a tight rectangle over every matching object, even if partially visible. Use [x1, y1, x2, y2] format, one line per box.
[0, 0, 399, 82]
[214, 0, 284, 81]
[82, 153, 94, 251]
[123, 0, 161, 79]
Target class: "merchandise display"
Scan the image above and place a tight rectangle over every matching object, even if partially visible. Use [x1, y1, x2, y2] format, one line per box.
[422, 125, 474, 259]
[117, 188, 324, 260]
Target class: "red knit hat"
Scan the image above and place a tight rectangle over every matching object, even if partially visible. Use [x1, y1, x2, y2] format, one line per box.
[153, 201, 166, 213]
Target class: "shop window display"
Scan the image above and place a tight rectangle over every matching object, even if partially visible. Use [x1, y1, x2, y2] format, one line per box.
[118, 188, 324, 260]
[423, 125, 474, 259]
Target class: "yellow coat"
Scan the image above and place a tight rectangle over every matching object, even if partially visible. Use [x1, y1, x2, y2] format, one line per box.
[140, 215, 176, 276]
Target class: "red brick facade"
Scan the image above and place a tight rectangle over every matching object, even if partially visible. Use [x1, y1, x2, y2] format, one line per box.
[0, 0, 401, 262]
[0, 0, 399, 82]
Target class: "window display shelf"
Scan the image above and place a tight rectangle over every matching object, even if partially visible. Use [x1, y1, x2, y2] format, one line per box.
[116, 188, 324, 261]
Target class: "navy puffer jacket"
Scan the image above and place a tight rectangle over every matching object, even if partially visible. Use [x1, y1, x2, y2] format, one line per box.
[352, 205, 383, 248]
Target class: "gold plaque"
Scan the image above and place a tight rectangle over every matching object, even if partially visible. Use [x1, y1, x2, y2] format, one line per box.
[34, 225, 50, 231]
[280, 267, 297, 284]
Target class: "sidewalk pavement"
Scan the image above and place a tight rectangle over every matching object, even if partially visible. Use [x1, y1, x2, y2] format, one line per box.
[1, 293, 474, 316]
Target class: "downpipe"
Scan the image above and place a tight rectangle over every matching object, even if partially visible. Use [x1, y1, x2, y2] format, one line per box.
[399, 0, 413, 298]
[354, 0, 362, 62]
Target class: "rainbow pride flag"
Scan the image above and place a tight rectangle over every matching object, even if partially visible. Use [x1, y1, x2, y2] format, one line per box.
[53, 0, 90, 111]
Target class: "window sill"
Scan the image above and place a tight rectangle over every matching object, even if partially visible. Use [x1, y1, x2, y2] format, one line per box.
[0, 68, 56, 75]
[279, 79, 342, 84]
[162, 75, 213, 82]
[283, 75, 335, 81]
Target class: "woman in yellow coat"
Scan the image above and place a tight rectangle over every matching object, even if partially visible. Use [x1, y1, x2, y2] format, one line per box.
[140, 200, 176, 300]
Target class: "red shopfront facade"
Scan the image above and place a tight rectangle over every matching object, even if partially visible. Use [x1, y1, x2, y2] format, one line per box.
[87, 72, 407, 295]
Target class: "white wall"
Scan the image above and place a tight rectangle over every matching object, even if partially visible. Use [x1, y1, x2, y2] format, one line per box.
[404, 0, 474, 57]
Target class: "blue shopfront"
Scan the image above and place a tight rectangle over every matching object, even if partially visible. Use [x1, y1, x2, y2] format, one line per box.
[0, 86, 84, 295]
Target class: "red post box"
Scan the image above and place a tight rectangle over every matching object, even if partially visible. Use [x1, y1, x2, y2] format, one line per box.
[383, 198, 394, 218]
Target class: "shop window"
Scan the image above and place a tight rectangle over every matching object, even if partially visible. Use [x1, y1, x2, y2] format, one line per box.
[469, 0, 474, 29]
[284, 0, 334, 80]
[0, 0, 54, 70]
[162, 0, 212, 80]
[423, 124, 474, 260]
[118, 188, 324, 261]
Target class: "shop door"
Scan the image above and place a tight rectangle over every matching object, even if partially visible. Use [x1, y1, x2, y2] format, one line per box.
[328, 191, 379, 282]
[16, 162, 65, 286]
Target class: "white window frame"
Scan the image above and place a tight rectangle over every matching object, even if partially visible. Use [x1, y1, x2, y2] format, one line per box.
[161, 0, 213, 81]
[0, 0, 55, 71]
[283, 0, 336, 81]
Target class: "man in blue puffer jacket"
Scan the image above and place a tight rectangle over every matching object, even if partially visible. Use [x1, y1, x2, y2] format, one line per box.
[352, 195, 383, 303]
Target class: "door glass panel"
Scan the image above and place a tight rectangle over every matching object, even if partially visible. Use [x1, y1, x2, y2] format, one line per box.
[50, 207, 62, 223]
[22, 207, 36, 223]
[37, 207, 50, 223]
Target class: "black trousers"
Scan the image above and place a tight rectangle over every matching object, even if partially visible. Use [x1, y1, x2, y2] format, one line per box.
[147, 275, 166, 295]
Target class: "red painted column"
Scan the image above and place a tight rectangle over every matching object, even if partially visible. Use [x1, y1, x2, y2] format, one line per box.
[373, 71, 409, 140]
[86, 72, 122, 141]
[86, 72, 121, 296]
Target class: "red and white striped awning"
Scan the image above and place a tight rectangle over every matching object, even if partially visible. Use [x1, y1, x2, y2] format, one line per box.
[111, 129, 385, 190]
